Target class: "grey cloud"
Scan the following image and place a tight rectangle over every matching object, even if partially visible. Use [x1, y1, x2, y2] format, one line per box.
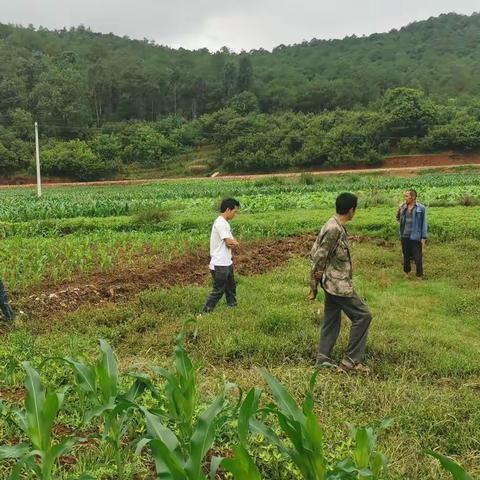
[0, 0, 478, 51]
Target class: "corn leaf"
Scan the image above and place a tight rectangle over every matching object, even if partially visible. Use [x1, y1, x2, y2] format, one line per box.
[425, 450, 473, 480]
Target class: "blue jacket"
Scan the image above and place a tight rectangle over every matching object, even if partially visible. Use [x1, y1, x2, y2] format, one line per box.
[397, 203, 428, 241]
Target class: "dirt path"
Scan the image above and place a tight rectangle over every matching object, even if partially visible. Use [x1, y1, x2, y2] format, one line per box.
[1, 153, 479, 190]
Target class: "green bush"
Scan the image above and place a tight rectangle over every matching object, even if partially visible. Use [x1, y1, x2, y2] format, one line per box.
[41, 140, 117, 180]
[121, 123, 180, 165]
[89, 133, 122, 163]
[424, 116, 480, 151]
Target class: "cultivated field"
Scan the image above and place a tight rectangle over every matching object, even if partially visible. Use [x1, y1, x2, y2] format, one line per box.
[0, 171, 479, 479]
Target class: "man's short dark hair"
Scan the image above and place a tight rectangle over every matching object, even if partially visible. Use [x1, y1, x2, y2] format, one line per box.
[336, 192, 358, 215]
[220, 198, 240, 212]
[407, 189, 417, 198]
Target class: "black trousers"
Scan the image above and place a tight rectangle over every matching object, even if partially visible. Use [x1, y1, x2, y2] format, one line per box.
[0, 279, 15, 321]
[203, 265, 237, 312]
[401, 238, 423, 277]
[317, 290, 372, 364]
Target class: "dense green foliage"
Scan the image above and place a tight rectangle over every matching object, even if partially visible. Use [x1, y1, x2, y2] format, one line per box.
[2, 13, 480, 177]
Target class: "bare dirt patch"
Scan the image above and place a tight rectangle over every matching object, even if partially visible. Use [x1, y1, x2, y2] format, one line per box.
[0, 386, 25, 404]
[21, 235, 316, 318]
[17, 234, 392, 320]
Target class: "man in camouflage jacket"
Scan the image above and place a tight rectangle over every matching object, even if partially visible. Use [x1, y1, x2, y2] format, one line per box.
[309, 192, 372, 373]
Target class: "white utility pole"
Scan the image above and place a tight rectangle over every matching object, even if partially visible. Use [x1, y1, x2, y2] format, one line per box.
[35, 121, 42, 197]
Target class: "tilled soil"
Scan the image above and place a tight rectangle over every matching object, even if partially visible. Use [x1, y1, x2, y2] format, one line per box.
[16, 234, 391, 319]
[20, 234, 317, 318]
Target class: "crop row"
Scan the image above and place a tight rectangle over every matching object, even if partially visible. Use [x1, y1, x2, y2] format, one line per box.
[0, 338, 468, 480]
[1, 172, 480, 221]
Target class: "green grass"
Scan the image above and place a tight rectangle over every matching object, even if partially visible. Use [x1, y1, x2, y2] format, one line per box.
[0, 172, 479, 478]
[1, 241, 479, 478]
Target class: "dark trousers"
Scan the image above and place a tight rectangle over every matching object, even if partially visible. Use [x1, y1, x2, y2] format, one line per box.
[401, 238, 423, 277]
[203, 265, 237, 312]
[0, 279, 15, 321]
[317, 290, 372, 364]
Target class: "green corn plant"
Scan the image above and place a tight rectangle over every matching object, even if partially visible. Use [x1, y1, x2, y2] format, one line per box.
[425, 450, 473, 480]
[0, 362, 80, 480]
[331, 422, 390, 479]
[240, 370, 389, 480]
[63, 339, 151, 479]
[220, 387, 263, 480]
[245, 368, 328, 480]
[150, 336, 197, 447]
[137, 393, 225, 480]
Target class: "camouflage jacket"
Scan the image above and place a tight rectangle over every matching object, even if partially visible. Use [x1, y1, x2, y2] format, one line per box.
[310, 216, 353, 297]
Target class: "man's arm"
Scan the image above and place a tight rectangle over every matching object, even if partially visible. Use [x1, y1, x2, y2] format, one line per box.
[309, 228, 340, 299]
[422, 207, 428, 240]
[225, 237, 239, 248]
[396, 203, 404, 222]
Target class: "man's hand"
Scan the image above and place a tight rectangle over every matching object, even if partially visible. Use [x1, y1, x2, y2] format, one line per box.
[225, 238, 239, 249]
[421, 239, 427, 247]
[308, 288, 317, 301]
[313, 270, 323, 281]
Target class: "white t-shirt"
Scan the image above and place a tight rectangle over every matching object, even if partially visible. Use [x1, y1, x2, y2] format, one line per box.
[209, 216, 233, 270]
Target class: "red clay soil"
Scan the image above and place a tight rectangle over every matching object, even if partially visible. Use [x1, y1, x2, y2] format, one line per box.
[2, 152, 480, 189]
[382, 152, 480, 168]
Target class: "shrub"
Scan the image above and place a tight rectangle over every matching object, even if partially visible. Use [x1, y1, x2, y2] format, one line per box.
[121, 123, 180, 165]
[89, 133, 122, 163]
[41, 140, 117, 180]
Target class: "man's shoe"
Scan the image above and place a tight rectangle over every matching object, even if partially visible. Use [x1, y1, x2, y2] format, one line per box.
[315, 359, 338, 370]
[315, 355, 337, 370]
[336, 358, 371, 375]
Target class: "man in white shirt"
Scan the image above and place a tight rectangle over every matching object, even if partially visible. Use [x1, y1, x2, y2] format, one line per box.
[202, 198, 240, 313]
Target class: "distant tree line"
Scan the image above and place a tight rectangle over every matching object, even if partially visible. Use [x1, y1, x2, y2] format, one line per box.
[1, 13, 480, 178]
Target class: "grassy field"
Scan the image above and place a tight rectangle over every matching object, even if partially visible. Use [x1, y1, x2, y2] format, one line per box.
[0, 172, 479, 479]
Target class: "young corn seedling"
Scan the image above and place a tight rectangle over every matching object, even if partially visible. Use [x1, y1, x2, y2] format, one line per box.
[138, 393, 225, 479]
[150, 336, 197, 449]
[331, 422, 390, 479]
[425, 450, 473, 480]
[219, 387, 263, 480]
[63, 339, 151, 479]
[243, 369, 328, 480]
[243, 369, 389, 480]
[0, 362, 80, 480]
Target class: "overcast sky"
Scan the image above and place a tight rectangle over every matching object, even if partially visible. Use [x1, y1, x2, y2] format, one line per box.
[0, 0, 478, 52]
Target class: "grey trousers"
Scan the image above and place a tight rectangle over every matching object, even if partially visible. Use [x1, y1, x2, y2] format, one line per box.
[203, 265, 237, 312]
[317, 290, 372, 364]
[0, 279, 15, 321]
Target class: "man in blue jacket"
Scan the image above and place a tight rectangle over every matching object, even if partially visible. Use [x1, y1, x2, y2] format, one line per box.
[396, 189, 428, 279]
[0, 279, 15, 323]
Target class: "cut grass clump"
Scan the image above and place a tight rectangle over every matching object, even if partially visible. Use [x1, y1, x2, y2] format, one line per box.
[132, 207, 171, 224]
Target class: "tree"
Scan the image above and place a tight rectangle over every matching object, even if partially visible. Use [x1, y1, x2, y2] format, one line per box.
[382, 87, 436, 137]
[237, 55, 253, 92]
[227, 91, 259, 115]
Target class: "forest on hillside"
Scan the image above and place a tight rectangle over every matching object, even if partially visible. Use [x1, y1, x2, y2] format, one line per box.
[1, 12, 480, 178]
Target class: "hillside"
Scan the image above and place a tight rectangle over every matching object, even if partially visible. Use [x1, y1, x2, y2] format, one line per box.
[1, 12, 480, 123]
[1, 13, 480, 179]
